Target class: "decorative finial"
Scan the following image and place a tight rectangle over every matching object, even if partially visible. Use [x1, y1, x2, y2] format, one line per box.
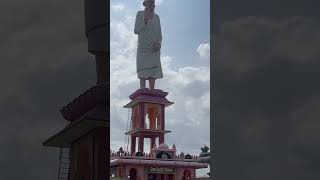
[201, 144, 209, 153]
[117, 147, 124, 156]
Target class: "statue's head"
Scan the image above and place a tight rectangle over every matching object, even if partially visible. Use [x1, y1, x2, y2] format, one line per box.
[143, 0, 155, 12]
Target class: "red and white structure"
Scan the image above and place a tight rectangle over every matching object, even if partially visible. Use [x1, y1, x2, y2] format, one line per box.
[110, 88, 208, 180]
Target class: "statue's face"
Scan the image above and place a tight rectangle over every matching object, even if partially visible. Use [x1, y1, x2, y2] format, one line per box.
[144, 0, 155, 11]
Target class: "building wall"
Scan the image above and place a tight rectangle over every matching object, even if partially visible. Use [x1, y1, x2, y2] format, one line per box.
[69, 132, 93, 180]
[69, 127, 108, 180]
[176, 167, 196, 180]
[116, 165, 198, 180]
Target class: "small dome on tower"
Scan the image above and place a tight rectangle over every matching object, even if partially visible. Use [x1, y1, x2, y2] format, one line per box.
[158, 143, 169, 149]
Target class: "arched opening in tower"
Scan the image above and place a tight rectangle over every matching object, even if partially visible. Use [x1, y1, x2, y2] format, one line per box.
[129, 168, 137, 180]
[145, 104, 161, 130]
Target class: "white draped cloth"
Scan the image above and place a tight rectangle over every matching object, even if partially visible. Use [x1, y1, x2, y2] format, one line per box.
[134, 10, 163, 79]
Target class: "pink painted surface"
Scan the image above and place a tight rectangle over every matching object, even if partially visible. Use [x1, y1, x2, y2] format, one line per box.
[110, 158, 208, 168]
[129, 88, 168, 100]
[124, 88, 173, 108]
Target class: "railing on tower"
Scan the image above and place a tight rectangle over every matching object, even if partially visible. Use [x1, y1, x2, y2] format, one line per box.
[110, 151, 199, 161]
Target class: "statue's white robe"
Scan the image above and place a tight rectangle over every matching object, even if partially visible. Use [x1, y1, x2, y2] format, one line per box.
[134, 11, 163, 79]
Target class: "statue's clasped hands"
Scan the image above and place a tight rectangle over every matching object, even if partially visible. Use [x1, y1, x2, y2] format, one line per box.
[144, 6, 153, 24]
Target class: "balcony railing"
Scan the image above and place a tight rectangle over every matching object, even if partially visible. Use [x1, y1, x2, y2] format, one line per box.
[110, 151, 200, 161]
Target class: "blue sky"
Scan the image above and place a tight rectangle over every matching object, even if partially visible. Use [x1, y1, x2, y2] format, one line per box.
[110, 0, 210, 177]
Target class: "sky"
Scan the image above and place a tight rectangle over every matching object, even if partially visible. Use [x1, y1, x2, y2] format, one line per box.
[110, 0, 210, 177]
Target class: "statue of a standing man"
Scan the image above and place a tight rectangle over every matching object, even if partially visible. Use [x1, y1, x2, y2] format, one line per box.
[134, 0, 163, 89]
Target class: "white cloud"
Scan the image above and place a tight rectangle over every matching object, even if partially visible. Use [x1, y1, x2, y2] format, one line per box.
[197, 43, 210, 59]
[111, 3, 125, 11]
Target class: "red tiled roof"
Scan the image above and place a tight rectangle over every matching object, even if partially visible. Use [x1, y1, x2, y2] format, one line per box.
[60, 84, 108, 121]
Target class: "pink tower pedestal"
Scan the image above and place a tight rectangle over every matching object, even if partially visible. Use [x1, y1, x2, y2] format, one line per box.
[110, 88, 208, 180]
